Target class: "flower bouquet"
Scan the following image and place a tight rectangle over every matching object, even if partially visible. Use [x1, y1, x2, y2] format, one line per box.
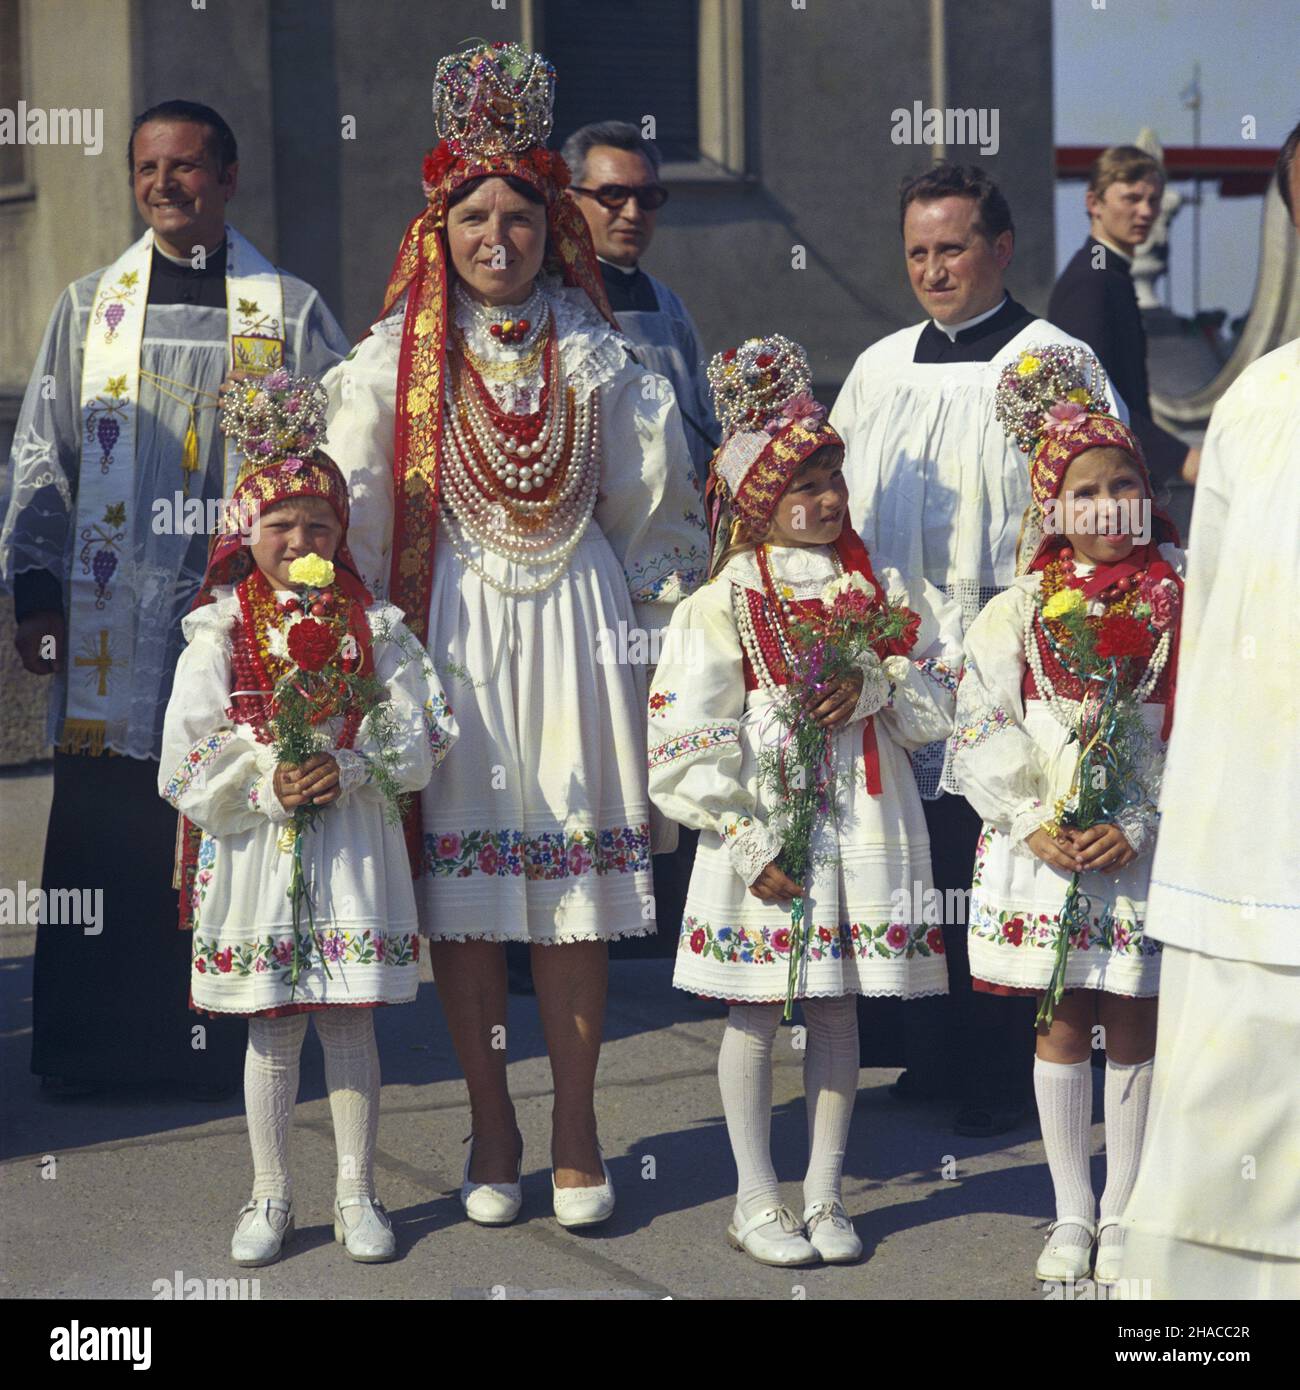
[1030, 566, 1177, 1026]
[757, 566, 921, 1018]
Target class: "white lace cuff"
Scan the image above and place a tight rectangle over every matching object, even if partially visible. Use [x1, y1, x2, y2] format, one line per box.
[720, 815, 785, 887]
[1113, 803, 1159, 859]
[333, 747, 373, 803]
[1009, 800, 1047, 858]
[848, 650, 893, 723]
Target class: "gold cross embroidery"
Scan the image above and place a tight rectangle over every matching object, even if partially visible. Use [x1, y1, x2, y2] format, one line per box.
[75, 629, 115, 697]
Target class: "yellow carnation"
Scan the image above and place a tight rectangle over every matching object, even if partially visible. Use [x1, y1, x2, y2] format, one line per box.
[1043, 587, 1085, 620]
[288, 554, 335, 588]
[1016, 354, 1041, 376]
[1067, 388, 1090, 404]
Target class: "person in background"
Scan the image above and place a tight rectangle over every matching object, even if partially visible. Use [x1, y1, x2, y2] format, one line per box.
[562, 120, 717, 482]
[1049, 145, 1198, 487]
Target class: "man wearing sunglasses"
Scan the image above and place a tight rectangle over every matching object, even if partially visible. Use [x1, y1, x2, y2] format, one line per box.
[562, 121, 717, 483]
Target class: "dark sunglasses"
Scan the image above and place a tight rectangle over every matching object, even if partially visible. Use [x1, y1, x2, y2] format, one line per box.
[570, 182, 670, 212]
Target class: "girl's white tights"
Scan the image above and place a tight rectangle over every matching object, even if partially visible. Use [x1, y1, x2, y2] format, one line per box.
[245, 1008, 381, 1204]
[718, 998, 860, 1222]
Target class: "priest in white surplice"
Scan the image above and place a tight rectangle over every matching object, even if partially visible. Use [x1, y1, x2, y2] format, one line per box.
[1117, 134, 1300, 1299]
[831, 164, 1125, 1136]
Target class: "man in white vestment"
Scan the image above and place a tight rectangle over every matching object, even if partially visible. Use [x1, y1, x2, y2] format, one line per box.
[1, 100, 349, 1094]
[1117, 126, 1300, 1299]
[831, 164, 1126, 1136]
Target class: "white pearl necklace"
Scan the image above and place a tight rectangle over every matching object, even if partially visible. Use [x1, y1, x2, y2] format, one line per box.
[438, 336, 601, 598]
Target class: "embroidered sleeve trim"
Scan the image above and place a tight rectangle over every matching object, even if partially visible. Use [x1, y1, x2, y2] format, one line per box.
[648, 723, 739, 769]
[914, 656, 960, 693]
[162, 731, 237, 806]
[950, 706, 1013, 751]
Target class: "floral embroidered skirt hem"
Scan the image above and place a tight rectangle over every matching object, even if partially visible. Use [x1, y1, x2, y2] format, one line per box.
[672, 835, 949, 1002]
[967, 824, 1162, 997]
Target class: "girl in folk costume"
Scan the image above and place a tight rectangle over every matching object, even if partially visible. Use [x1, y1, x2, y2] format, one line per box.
[160, 375, 457, 1266]
[648, 337, 963, 1267]
[945, 344, 1186, 1286]
[322, 42, 706, 1228]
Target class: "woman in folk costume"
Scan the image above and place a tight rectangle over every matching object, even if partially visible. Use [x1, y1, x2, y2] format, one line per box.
[322, 42, 707, 1228]
[648, 336, 963, 1266]
[160, 375, 456, 1266]
[946, 343, 1186, 1287]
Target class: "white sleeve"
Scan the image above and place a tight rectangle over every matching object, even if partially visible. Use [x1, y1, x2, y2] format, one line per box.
[321, 322, 399, 599]
[158, 604, 291, 833]
[871, 568, 964, 751]
[647, 581, 782, 887]
[594, 364, 710, 642]
[945, 585, 1050, 854]
[336, 607, 459, 804]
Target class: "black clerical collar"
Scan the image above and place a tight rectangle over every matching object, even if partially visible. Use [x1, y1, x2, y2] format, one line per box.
[598, 257, 658, 314]
[147, 241, 228, 308]
[913, 295, 1035, 364]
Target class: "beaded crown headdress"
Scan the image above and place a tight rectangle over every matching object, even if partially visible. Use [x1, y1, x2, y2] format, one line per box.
[432, 41, 555, 158]
[994, 342, 1176, 571]
[704, 335, 843, 567]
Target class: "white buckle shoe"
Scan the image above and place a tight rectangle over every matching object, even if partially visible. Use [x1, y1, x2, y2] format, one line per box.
[231, 1197, 293, 1267]
[552, 1149, 615, 1229]
[1093, 1217, 1125, 1286]
[804, 1200, 863, 1264]
[334, 1195, 397, 1263]
[1035, 1216, 1097, 1283]
[461, 1135, 523, 1226]
[727, 1204, 819, 1267]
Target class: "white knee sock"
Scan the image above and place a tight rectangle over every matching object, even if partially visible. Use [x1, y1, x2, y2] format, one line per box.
[801, 997, 860, 1210]
[245, 1014, 309, 1201]
[315, 1008, 381, 1201]
[1099, 1056, 1154, 1248]
[1033, 1056, 1095, 1245]
[718, 1004, 784, 1222]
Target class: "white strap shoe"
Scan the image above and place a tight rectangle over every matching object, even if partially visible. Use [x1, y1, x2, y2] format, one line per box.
[231, 1197, 293, 1267]
[334, 1195, 397, 1262]
[552, 1150, 615, 1229]
[1093, 1217, 1126, 1286]
[803, 1200, 863, 1264]
[727, 1204, 819, 1267]
[461, 1135, 523, 1226]
[1035, 1216, 1097, 1283]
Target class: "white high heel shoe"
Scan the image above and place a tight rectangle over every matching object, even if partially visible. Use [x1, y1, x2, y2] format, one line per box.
[334, 1195, 397, 1262]
[727, 1204, 819, 1267]
[1035, 1216, 1097, 1283]
[231, 1197, 293, 1266]
[461, 1135, 523, 1226]
[551, 1148, 615, 1228]
[803, 1201, 863, 1263]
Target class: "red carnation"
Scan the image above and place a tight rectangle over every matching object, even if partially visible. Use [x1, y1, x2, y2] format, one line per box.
[721, 349, 737, 362]
[1096, 614, 1154, 661]
[287, 617, 338, 672]
[878, 606, 922, 658]
[755, 352, 775, 368]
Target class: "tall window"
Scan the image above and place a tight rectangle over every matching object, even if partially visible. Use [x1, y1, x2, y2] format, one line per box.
[0, 0, 25, 190]
[536, 0, 744, 176]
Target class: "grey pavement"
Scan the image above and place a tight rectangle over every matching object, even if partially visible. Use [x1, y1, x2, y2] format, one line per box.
[1, 765, 1107, 1301]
